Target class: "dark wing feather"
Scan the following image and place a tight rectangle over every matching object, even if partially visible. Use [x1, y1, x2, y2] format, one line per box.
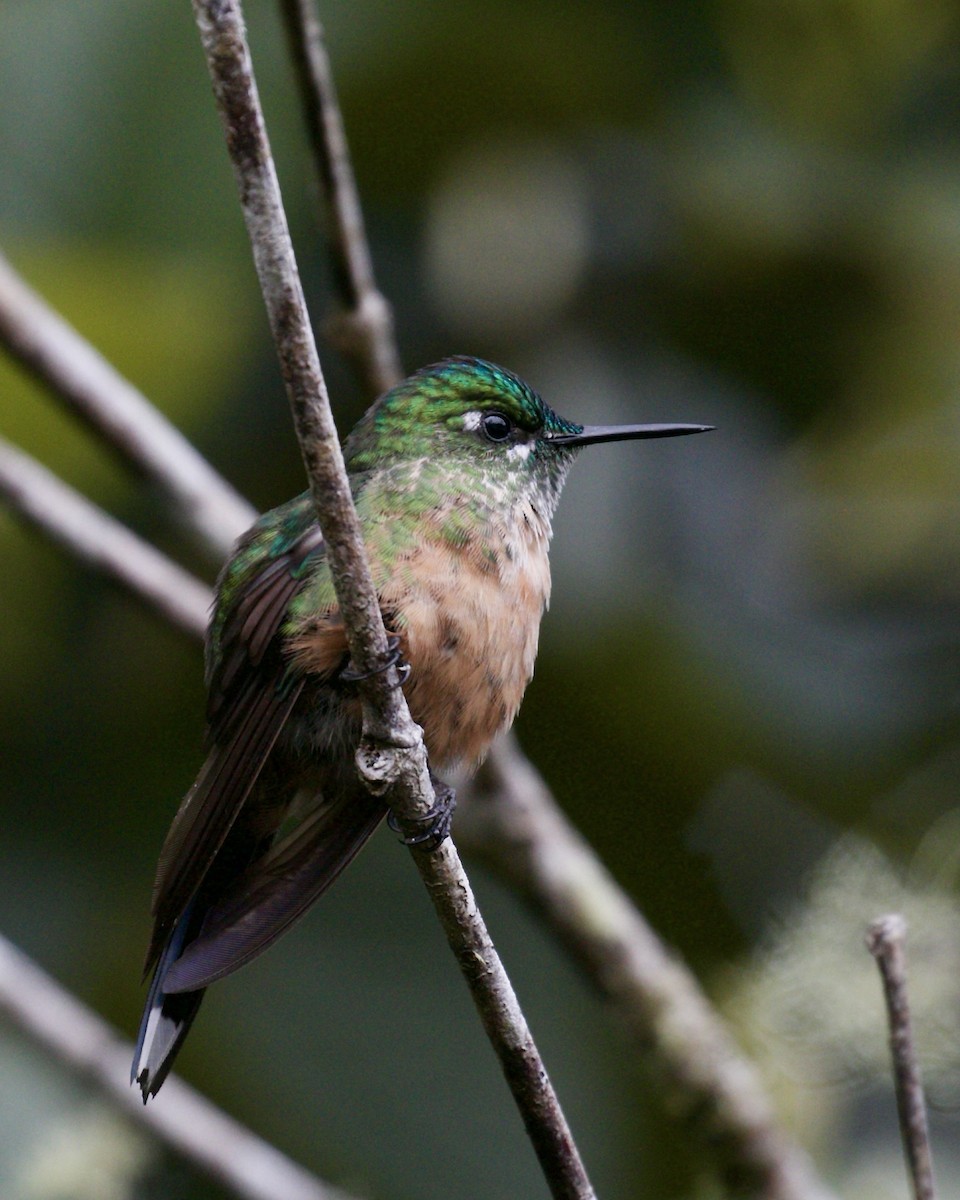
[145, 514, 325, 972]
[205, 521, 324, 730]
[163, 781, 386, 992]
[145, 672, 303, 969]
[136, 505, 359, 1097]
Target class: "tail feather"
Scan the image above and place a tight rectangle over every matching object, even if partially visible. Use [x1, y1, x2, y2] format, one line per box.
[133, 784, 386, 1096]
[133, 905, 205, 1102]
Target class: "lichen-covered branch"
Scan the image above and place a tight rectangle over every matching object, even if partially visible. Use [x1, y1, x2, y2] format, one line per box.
[0, 251, 254, 559]
[191, 0, 397, 700]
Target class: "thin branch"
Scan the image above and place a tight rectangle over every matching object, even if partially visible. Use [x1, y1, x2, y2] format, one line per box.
[192, 0, 393, 692]
[190, 4, 595, 1198]
[0, 251, 255, 561]
[0, 437, 210, 640]
[866, 915, 938, 1200]
[460, 738, 839, 1200]
[278, 0, 402, 398]
[0, 934, 357, 1200]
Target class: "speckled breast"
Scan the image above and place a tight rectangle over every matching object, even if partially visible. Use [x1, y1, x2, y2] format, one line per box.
[383, 504, 553, 770]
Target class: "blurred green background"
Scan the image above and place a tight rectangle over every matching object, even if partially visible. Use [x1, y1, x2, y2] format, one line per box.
[3, 1, 960, 1196]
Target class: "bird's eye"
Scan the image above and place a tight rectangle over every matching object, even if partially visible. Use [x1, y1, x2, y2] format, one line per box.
[481, 412, 512, 442]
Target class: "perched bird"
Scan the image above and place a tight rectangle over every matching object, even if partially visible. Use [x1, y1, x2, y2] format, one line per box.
[133, 356, 710, 1099]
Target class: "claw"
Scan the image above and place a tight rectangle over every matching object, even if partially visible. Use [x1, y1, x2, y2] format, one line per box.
[340, 634, 409, 685]
[388, 782, 456, 851]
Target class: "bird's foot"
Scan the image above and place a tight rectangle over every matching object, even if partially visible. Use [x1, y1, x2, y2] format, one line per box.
[388, 781, 456, 851]
[340, 634, 410, 686]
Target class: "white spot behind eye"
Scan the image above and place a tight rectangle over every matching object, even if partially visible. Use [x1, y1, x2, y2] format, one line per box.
[462, 411, 482, 432]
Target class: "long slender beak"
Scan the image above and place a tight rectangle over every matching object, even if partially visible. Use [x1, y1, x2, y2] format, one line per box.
[547, 423, 715, 447]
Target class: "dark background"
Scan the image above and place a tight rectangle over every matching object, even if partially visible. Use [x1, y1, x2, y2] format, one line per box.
[3, 1, 960, 1196]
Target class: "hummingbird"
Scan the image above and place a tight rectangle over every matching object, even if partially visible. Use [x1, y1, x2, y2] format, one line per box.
[133, 356, 711, 1100]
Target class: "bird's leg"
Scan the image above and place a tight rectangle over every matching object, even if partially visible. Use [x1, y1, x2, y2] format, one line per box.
[388, 774, 457, 851]
[340, 633, 410, 685]
[341, 623, 452, 846]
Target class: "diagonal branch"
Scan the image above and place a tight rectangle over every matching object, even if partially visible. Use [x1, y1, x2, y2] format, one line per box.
[190, 4, 595, 1198]
[0, 436, 210, 639]
[0, 251, 255, 561]
[278, 0, 402, 398]
[0, 934, 357, 1200]
[461, 740, 838, 1200]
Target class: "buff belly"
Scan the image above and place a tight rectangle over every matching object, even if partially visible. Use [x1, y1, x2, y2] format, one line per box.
[287, 506, 553, 773]
[386, 525, 552, 770]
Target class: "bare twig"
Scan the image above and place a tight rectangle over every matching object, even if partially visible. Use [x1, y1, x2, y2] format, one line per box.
[866, 915, 938, 1200]
[278, 0, 403, 398]
[0, 251, 254, 560]
[0, 437, 210, 639]
[191, 0, 401, 715]
[190, 4, 595, 1197]
[460, 738, 838, 1200]
[0, 934, 356, 1200]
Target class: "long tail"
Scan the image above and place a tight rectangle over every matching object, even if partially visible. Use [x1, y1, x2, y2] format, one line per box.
[132, 903, 205, 1102]
[133, 784, 386, 1098]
